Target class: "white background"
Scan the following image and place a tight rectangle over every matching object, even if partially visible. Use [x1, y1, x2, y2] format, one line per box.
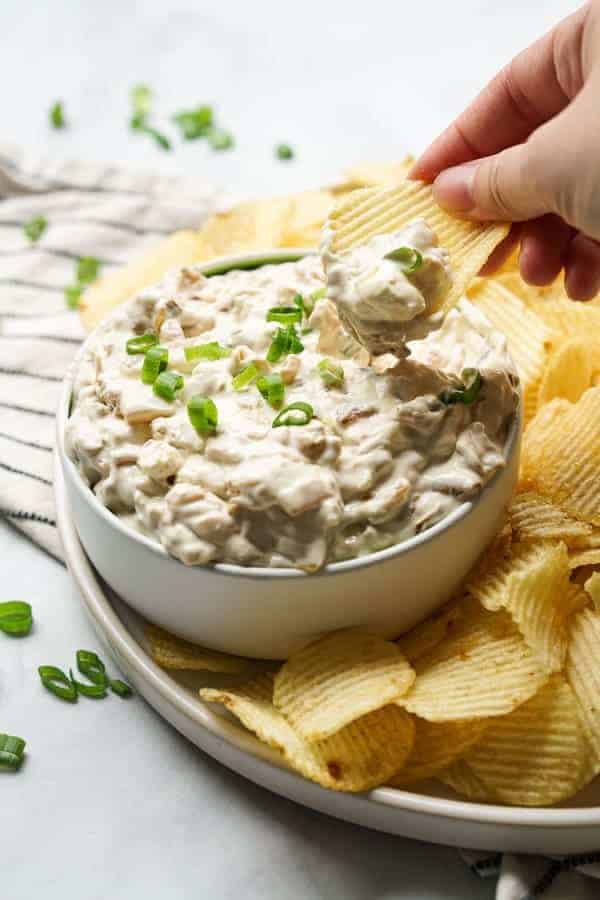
[1, 1, 579, 897]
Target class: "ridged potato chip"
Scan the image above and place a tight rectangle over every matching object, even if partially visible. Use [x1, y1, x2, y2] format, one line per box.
[468, 279, 556, 422]
[398, 597, 547, 722]
[340, 156, 414, 189]
[528, 388, 600, 526]
[396, 603, 465, 664]
[568, 548, 600, 570]
[519, 398, 571, 488]
[438, 759, 494, 802]
[326, 179, 508, 311]
[584, 572, 600, 611]
[537, 337, 593, 409]
[467, 541, 571, 673]
[567, 608, 600, 773]
[201, 673, 415, 792]
[273, 630, 415, 741]
[509, 492, 593, 545]
[145, 624, 250, 673]
[459, 676, 591, 806]
[387, 717, 487, 786]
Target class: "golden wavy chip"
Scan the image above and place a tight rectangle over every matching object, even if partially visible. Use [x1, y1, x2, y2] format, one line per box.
[584, 572, 600, 611]
[568, 548, 600, 570]
[201, 673, 415, 792]
[326, 180, 508, 312]
[519, 397, 571, 488]
[529, 388, 600, 526]
[340, 156, 414, 189]
[468, 279, 556, 422]
[467, 541, 571, 673]
[145, 624, 250, 673]
[387, 717, 487, 786]
[273, 629, 414, 741]
[396, 603, 465, 664]
[566, 608, 600, 774]
[460, 676, 591, 806]
[509, 492, 593, 545]
[438, 759, 494, 802]
[537, 337, 594, 409]
[398, 597, 547, 722]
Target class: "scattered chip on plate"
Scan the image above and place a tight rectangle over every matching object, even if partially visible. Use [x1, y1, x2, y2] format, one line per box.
[456, 676, 592, 806]
[201, 673, 415, 792]
[387, 717, 487, 786]
[584, 572, 600, 611]
[145, 624, 251, 673]
[396, 603, 465, 664]
[273, 629, 415, 741]
[508, 492, 593, 545]
[438, 758, 493, 803]
[567, 607, 600, 774]
[518, 397, 571, 488]
[467, 540, 571, 673]
[536, 337, 593, 408]
[397, 597, 548, 722]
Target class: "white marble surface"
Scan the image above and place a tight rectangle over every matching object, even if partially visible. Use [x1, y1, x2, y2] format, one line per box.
[1, 1, 580, 897]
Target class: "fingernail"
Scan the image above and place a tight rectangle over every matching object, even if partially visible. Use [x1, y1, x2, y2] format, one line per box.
[433, 161, 478, 213]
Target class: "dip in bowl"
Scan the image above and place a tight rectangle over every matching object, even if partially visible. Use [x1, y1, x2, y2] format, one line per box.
[58, 248, 521, 658]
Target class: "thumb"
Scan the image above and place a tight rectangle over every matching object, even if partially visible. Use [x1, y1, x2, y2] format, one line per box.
[431, 138, 558, 223]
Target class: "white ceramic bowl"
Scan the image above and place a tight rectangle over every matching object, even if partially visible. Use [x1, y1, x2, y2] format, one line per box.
[57, 249, 521, 659]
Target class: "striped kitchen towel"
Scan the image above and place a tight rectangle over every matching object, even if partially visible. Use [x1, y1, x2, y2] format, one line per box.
[0, 142, 222, 561]
[0, 144, 598, 899]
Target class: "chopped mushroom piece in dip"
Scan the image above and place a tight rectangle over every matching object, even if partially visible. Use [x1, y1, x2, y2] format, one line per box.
[67, 236, 519, 572]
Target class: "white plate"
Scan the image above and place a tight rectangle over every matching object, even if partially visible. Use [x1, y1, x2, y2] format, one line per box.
[55, 456, 600, 855]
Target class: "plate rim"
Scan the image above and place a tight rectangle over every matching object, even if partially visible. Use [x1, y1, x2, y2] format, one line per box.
[54, 453, 600, 832]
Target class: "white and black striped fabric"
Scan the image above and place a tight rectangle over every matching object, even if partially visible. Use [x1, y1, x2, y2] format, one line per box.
[0, 143, 222, 561]
[0, 143, 598, 898]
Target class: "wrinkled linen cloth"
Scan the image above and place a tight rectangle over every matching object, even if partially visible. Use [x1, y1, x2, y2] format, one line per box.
[0, 144, 598, 899]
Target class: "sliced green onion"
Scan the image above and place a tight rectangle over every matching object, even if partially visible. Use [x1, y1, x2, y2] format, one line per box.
[76, 649, 107, 686]
[24, 216, 47, 243]
[266, 325, 304, 363]
[50, 100, 65, 129]
[267, 306, 302, 325]
[272, 401, 314, 428]
[0, 734, 26, 771]
[38, 665, 78, 702]
[0, 601, 32, 636]
[131, 84, 152, 120]
[141, 346, 168, 384]
[208, 128, 234, 151]
[440, 368, 482, 406]
[232, 363, 259, 391]
[256, 373, 285, 409]
[64, 284, 83, 309]
[77, 256, 100, 285]
[384, 246, 423, 273]
[126, 333, 159, 355]
[317, 358, 344, 389]
[153, 370, 184, 402]
[310, 287, 327, 305]
[184, 341, 231, 362]
[110, 679, 133, 698]
[276, 143, 294, 160]
[172, 105, 213, 140]
[141, 125, 172, 151]
[294, 288, 324, 321]
[188, 395, 218, 434]
[69, 669, 108, 699]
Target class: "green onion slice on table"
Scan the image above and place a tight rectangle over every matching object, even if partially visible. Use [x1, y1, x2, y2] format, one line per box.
[76, 649, 107, 686]
[153, 371, 184, 402]
[272, 401, 314, 428]
[0, 601, 32, 636]
[184, 342, 231, 362]
[126, 333, 159, 355]
[0, 734, 26, 770]
[384, 246, 423, 274]
[256, 373, 285, 409]
[110, 680, 133, 698]
[38, 666, 78, 702]
[188, 396, 218, 434]
[141, 346, 168, 384]
[69, 669, 108, 699]
[232, 363, 259, 391]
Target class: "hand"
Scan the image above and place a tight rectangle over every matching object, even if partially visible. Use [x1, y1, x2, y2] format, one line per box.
[411, 2, 600, 300]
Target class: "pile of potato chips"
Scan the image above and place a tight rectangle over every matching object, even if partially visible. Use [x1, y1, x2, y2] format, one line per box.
[83, 159, 600, 806]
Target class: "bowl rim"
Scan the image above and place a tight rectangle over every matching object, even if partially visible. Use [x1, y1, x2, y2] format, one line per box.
[58, 247, 522, 581]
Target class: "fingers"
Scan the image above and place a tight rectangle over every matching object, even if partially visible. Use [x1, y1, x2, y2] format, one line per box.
[411, 5, 588, 182]
[564, 233, 600, 300]
[519, 215, 573, 285]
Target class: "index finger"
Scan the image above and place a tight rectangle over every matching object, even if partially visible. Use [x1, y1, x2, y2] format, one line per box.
[410, 5, 588, 182]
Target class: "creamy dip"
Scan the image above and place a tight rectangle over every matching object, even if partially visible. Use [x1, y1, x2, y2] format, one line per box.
[67, 242, 518, 572]
[321, 219, 452, 355]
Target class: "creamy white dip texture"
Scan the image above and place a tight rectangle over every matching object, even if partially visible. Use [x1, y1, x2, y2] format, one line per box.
[67, 231, 518, 572]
